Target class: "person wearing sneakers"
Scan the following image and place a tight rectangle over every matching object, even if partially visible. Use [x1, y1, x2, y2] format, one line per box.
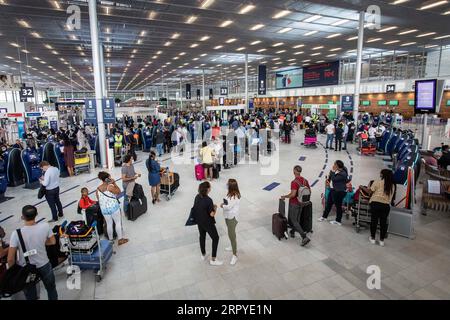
[318, 160, 348, 226]
[360, 169, 395, 247]
[96, 172, 129, 246]
[220, 179, 241, 265]
[192, 181, 222, 266]
[281, 165, 311, 247]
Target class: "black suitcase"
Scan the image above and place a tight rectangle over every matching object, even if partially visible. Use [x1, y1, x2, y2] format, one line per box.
[114, 159, 122, 167]
[272, 199, 288, 240]
[213, 166, 220, 179]
[127, 196, 148, 221]
[299, 202, 313, 233]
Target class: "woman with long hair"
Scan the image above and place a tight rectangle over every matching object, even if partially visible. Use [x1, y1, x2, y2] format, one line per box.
[146, 151, 161, 205]
[362, 169, 395, 247]
[63, 138, 75, 176]
[220, 179, 241, 265]
[192, 181, 222, 266]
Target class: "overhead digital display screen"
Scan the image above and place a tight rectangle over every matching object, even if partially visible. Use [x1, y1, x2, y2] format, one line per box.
[302, 61, 339, 88]
[415, 79, 437, 114]
[275, 68, 303, 89]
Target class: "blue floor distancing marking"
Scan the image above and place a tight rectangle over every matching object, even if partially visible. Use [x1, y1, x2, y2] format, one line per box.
[322, 165, 327, 170]
[36, 217, 46, 224]
[0, 215, 13, 223]
[60, 185, 81, 195]
[311, 180, 319, 188]
[319, 171, 324, 178]
[263, 182, 280, 191]
[299, 156, 306, 161]
[63, 200, 78, 209]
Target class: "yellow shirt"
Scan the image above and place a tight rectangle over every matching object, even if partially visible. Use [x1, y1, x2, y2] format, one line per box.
[369, 180, 394, 205]
[200, 146, 214, 164]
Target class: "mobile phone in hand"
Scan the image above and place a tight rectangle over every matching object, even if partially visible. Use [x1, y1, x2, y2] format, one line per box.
[223, 198, 228, 205]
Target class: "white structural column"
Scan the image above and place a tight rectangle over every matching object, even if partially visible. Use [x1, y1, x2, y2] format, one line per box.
[99, 43, 107, 97]
[88, 0, 107, 167]
[245, 53, 249, 113]
[353, 11, 365, 124]
[202, 69, 206, 112]
[179, 76, 183, 110]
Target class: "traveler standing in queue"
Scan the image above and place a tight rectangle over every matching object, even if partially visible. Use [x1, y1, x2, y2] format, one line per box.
[334, 123, 344, 152]
[220, 179, 241, 265]
[318, 160, 348, 226]
[63, 138, 75, 177]
[126, 129, 137, 161]
[39, 161, 63, 222]
[155, 128, 165, 157]
[192, 181, 222, 266]
[281, 166, 311, 246]
[146, 151, 161, 205]
[121, 154, 140, 213]
[96, 172, 129, 246]
[325, 121, 335, 150]
[114, 130, 123, 159]
[342, 121, 349, 150]
[200, 141, 216, 181]
[283, 121, 292, 144]
[361, 169, 395, 247]
[7, 205, 58, 300]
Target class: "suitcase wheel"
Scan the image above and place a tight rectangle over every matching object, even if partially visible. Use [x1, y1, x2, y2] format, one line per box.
[96, 274, 102, 282]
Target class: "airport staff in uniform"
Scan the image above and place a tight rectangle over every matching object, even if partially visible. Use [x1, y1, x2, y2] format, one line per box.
[39, 161, 64, 222]
[114, 131, 123, 159]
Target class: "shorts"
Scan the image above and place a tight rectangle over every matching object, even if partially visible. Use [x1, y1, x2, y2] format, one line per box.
[203, 163, 213, 169]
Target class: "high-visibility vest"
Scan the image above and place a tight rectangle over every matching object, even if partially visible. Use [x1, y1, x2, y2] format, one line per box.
[114, 134, 123, 147]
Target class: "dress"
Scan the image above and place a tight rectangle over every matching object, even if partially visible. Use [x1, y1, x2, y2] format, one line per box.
[63, 144, 75, 168]
[146, 158, 161, 187]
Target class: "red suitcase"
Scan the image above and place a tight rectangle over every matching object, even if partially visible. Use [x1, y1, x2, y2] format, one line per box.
[195, 164, 205, 181]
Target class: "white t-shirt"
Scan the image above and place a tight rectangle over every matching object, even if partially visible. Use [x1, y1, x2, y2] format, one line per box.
[305, 116, 311, 123]
[326, 124, 335, 135]
[222, 196, 240, 220]
[368, 127, 377, 139]
[343, 124, 349, 136]
[10, 224, 53, 268]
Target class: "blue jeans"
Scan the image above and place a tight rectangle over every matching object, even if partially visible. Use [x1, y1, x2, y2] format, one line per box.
[156, 143, 164, 156]
[23, 262, 58, 300]
[326, 134, 334, 149]
[123, 194, 129, 214]
[343, 135, 348, 149]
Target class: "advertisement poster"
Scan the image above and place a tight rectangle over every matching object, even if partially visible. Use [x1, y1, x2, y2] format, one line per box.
[276, 68, 303, 90]
[415, 79, 437, 114]
[340, 95, 354, 112]
[102, 98, 115, 123]
[258, 65, 267, 95]
[302, 61, 339, 88]
[85, 99, 98, 124]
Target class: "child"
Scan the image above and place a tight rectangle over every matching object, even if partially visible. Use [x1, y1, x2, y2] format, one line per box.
[77, 187, 104, 234]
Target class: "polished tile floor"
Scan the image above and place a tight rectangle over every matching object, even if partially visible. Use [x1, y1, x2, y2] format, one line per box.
[1, 130, 449, 300]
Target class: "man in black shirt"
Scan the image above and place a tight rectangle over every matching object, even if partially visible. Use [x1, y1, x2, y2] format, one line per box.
[438, 145, 450, 170]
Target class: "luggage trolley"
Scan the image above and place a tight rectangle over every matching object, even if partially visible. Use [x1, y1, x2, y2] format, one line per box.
[352, 193, 371, 233]
[60, 221, 113, 282]
[74, 149, 91, 175]
[160, 171, 179, 201]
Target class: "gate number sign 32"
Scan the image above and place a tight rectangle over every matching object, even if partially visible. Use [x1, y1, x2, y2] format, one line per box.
[20, 87, 34, 97]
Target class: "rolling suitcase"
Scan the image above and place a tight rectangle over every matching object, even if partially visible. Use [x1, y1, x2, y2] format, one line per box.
[71, 240, 113, 270]
[195, 164, 205, 181]
[213, 165, 220, 179]
[299, 202, 313, 233]
[272, 199, 288, 240]
[127, 196, 148, 221]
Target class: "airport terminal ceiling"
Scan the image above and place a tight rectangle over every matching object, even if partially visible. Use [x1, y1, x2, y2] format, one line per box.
[0, 0, 449, 92]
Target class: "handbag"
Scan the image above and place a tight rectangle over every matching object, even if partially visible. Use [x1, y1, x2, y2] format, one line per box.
[37, 185, 46, 199]
[185, 208, 197, 226]
[0, 229, 40, 297]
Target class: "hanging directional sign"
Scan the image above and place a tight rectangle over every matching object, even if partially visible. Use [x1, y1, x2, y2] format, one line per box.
[258, 65, 267, 95]
[209, 88, 213, 100]
[196, 89, 201, 100]
[19, 86, 34, 99]
[386, 84, 396, 94]
[220, 87, 228, 96]
[102, 98, 115, 123]
[186, 84, 191, 100]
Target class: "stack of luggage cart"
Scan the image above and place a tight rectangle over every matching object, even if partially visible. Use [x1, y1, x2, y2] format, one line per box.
[351, 190, 372, 233]
[74, 149, 91, 175]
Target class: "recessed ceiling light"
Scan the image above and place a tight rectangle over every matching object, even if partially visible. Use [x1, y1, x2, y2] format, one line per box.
[157, 50, 163, 54]
[272, 10, 291, 19]
[419, 1, 448, 10]
[239, 4, 256, 14]
[220, 20, 233, 27]
[214, 45, 223, 49]
[250, 40, 261, 45]
[331, 19, 349, 26]
[294, 51, 304, 55]
[140, 30, 147, 37]
[200, 0, 215, 9]
[304, 15, 322, 23]
[278, 27, 293, 34]
[276, 50, 286, 54]
[434, 34, 450, 39]
[193, 57, 199, 61]
[200, 36, 210, 41]
[272, 42, 284, 47]
[329, 47, 342, 52]
[17, 19, 31, 28]
[304, 30, 318, 36]
[416, 32, 436, 38]
[164, 41, 172, 46]
[347, 36, 358, 41]
[398, 29, 418, 35]
[444, 10, 450, 14]
[312, 46, 324, 50]
[250, 24, 265, 31]
[326, 33, 341, 39]
[148, 11, 157, 20]
[190, 43, 199, 48]
[200, 53, 207, 57]
[257, 48, 267, 52]
[272, 57, 280, 61]
[226, 38, 237, 43]
[367, 38, 382, 43]
[292, 44, 304, 49]
[391, 0, 410, 4]
[378, 26, 397, 32]
[311, 52, 321, 56]
[401, 42, 416, 46]
[9, 42, 20, 48]
[384, 40, 400, 44]
[326, 54, 337, 57]
[236, 47, 246, 51]
[425, 44, 439, 48]
[30, 32, 42, 38]
[186, 16, 197, 24]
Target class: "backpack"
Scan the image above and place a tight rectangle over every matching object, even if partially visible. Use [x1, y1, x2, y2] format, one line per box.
[294, 178, 311, 203]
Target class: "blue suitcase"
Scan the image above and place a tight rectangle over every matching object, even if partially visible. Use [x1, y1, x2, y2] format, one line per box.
[71, 240, 113, 271]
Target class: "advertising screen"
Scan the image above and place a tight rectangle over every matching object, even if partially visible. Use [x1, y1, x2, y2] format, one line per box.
[302, 61, 339, 88]
[415, 79, 437, 114]
[275, 68, 303, 90]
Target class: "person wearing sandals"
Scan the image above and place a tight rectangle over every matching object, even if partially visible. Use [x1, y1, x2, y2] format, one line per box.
[146, 151, 161, 205]
[220, 179, 240, 265]
[96, 172, 129, 246]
